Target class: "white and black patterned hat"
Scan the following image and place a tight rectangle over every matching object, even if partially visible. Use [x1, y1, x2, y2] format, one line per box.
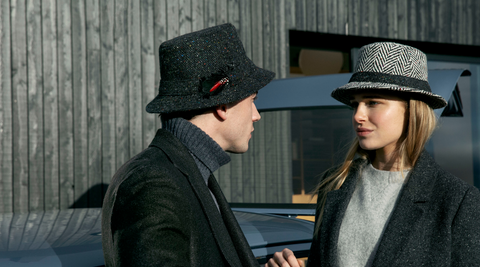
[331, 42, 447, 109]
[146, 23, 275, 114]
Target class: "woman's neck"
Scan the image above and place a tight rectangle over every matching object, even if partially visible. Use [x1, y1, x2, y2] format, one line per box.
[372, 149, 411, 171]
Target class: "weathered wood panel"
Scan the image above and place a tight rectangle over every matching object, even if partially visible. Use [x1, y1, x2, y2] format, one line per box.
[153, 0, 167, 130]
[11, 0, 29, 213]
[27, 0, 44, 212]
[114, 0, 130, 170]
[128, 0, 144, 157]
[141, 0, 157, 148]
[86, 0, 103, 208]
[72, 0, 88, 208]
[2, 0, 480, 211]
[0, 0, 13, 213]
[57, 0, 75, 210]
[101, 0, 117, 186]
[43, 0, 60, 211]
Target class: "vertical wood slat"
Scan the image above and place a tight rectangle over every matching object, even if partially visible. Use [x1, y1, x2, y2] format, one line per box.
[226, 0, 243, 202]
[227, 0, 240, 28]
[57, 0, 75, 209]
[415, 0, 428, 41]
[238, 0, 252, 58]
[11, 0, 29, 213]
[114, 0, 130, 170]
[327, 0, 339, 33]
[191, 0, 205, 32]
[42, 0, 59, 210]
[347, 0, 359, 35]
[0, 0, 13, 213]
[316, 0, 328, 33]
[473, 0, 480, 46]
[167, 0, 179, 39]
[336, 0, 348, 35]
[294, 0, 306, 31]
[128, 0, 143, 157]
[100, 0, 116, 186]
[179, 0, 192, 35]
[153, 0, 167, 130]
[205, 0, 216, 27]
[216, 0, 227, 25]
[378, 0, 389, 37]
[141, 0, 157, 148]
[304, 0, 316, 32]
[72, 0, 88, 208]
[397, 0, 408, 40]
[26, 0, 44, 212]
[86, 0, 102, 207]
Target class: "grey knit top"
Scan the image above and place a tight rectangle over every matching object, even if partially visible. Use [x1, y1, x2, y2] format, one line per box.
[337, 164, 409, 267]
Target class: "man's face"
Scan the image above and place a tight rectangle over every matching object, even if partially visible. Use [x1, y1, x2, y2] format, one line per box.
[223, 93, 261, 153]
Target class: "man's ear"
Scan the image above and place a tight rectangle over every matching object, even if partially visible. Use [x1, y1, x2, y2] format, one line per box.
[214, 104, 228, 121]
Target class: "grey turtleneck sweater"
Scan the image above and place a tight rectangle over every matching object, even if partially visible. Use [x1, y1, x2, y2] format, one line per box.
[162, 117, 230, 210]
[338, 164, 409, 267]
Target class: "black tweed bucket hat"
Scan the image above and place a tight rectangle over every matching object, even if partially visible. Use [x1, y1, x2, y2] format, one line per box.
[146, 23, 275, 114]
[331, 42, 447, 109]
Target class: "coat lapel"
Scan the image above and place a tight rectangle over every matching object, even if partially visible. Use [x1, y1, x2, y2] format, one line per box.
[208, 175, 259, 267]
[150, 129, 243, 267]
[371, 152, 436, 266]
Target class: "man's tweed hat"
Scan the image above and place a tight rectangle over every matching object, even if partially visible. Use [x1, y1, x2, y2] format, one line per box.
[331, 42, 447, 109]
[146, 23, 275, 114]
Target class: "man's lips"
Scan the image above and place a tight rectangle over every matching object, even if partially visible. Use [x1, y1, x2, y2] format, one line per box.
[356, 128, 372, 137]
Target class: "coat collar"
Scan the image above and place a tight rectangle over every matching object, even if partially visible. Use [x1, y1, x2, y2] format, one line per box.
[320, 151, 439, 266]
[149, 129, 248, 267]
[371, 151, 438, 266]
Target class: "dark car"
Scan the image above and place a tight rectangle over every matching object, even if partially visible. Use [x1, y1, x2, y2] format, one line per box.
[0, 207, 313, 266]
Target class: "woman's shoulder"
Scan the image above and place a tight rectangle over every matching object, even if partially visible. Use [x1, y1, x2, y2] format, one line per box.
[413, 151, 480, 202]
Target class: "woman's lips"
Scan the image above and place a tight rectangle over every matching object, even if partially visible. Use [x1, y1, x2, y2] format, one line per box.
[356, 128, 372, 137]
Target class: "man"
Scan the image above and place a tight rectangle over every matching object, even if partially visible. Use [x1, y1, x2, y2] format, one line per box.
[101, 23, 275, 266]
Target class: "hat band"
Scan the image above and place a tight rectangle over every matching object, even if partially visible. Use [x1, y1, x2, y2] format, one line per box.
[349, 72, 431, 92]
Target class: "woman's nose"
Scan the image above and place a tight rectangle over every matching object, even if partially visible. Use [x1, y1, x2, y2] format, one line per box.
[353, 105, 367, 123]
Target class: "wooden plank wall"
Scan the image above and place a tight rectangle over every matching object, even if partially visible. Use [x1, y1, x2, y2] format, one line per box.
[1, 0, 479, 212]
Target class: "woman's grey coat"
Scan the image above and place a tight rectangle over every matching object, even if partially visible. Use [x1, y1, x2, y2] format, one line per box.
[102, 129, 258, 267]
[307, 151, 480, 266]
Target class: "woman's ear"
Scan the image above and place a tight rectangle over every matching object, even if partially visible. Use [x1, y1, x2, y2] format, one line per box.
[214, 104, 228, 121]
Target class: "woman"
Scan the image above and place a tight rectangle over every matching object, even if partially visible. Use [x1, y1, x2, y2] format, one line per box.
[267, 42, 480, 267]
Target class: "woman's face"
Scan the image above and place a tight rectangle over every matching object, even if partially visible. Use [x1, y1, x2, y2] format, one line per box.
[350, 92, 408, 156]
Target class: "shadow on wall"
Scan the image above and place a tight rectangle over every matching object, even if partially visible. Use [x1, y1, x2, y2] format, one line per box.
[69, 183, 109, 209]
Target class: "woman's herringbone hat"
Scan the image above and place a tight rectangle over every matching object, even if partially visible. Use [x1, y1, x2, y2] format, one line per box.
[146, 23, 275, 114]
[331, 42, 447, 109]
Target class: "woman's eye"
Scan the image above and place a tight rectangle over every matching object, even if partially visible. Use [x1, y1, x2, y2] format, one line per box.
[367, 101, 379, 106]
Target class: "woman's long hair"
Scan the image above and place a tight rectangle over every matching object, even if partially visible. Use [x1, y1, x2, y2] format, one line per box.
[313, 99, 437, 235]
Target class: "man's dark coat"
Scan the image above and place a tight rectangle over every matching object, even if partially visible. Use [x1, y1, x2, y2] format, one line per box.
[307, 151, 480, 266]
[102, 129, 258, 267]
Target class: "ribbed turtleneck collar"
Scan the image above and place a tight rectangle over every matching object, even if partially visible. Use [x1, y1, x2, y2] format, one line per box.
[162, 117, 230, 182]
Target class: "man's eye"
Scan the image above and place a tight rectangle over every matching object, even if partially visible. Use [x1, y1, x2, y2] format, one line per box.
[367, 101, 379, 106]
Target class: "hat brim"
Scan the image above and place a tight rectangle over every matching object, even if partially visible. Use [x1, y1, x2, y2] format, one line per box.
[331, 82, 448, 109]
[146, 66, 275, 114]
